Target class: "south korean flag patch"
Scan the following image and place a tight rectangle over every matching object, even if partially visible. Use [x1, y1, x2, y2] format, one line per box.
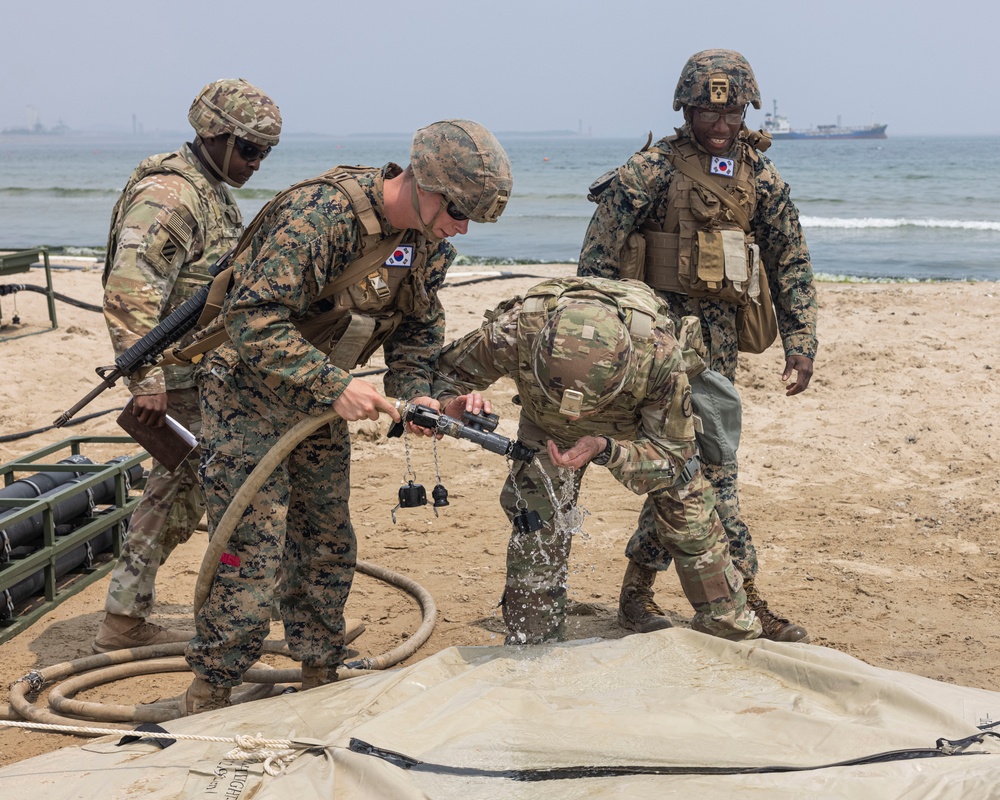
[385, 244, 414, 268]
[710, 156, 735, 177]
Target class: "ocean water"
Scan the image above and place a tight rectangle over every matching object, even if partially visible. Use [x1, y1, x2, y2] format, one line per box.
[1, 133, 998, 281]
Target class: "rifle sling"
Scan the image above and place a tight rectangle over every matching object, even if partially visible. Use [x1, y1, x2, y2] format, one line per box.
[165, 231, 405, 366]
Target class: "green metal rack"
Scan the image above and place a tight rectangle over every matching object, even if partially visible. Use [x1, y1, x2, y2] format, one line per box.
[0, 436, 149, 644]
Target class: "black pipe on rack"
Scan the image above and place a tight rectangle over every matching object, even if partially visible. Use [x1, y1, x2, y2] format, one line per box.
[0, 530, 115, 622]
[0, 455, 94, 501]
[0, 457, 144, 564]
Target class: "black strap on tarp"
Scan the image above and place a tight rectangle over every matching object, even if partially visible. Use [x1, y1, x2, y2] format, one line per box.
[349, 730, 1000, 782]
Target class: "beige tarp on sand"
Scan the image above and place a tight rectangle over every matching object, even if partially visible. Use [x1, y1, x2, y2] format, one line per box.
[2, 629, 999, 799]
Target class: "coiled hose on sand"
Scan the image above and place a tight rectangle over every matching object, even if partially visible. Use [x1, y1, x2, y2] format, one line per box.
[6, 407, 438, 733]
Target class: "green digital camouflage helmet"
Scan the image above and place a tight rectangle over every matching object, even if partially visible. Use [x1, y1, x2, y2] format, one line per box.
[532, 300, 635, 415]
[411, 119, 512, 223]
[673, 49, 762, 111]
[188, 78, 282, 148]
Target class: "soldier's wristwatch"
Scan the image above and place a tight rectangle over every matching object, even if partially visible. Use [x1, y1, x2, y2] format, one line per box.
[592, 436, 614, 467]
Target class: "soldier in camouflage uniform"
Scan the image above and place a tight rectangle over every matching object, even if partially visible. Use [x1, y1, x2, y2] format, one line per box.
[182, 120, 512, 714]
[432, 276, 762, 645]
[93, 79, 281, 654]
[578, 50, 818, 642]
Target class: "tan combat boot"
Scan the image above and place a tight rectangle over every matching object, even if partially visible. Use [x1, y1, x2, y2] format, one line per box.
[617, 561, 673, 633]
[743, 578, 810, 642]
[92, 612, 193, 654]
[300, 665, 339, 691]
[181, 677, 232, 715]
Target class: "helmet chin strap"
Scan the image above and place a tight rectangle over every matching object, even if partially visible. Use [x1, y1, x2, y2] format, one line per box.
[221, 134, 239, 187]
[195, 134, 245, 188]
[409, 178, 443, 242]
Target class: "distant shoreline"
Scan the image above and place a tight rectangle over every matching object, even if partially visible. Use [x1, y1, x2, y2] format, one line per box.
[5, 129, 1000, 141]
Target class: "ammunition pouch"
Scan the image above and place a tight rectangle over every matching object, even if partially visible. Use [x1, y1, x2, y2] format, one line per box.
[690, 228, 754, 304]
[619, 232, 647, 281]
[297, 310, 404, 370]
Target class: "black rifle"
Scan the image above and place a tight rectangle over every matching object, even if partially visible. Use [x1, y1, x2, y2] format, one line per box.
[390, 403, 535, 463]
[53, 251, 234, 427]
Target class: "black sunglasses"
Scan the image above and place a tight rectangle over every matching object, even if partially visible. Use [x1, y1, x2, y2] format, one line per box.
[445, 199, 468, 221]
[235, 137, 271, 162]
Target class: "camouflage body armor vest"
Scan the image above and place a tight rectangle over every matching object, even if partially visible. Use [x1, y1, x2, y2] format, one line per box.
[103, 148, 242, 310]
[285, 166, 434, 371]
[642, 133, 762, 307]
[512, 277, 666, 437]
[173, 166, 427, 372]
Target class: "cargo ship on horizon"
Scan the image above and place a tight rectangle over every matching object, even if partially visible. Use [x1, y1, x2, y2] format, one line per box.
[762, 101, 887, 140]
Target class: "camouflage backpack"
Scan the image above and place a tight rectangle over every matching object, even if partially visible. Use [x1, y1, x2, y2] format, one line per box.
[513, 277, 667, 427]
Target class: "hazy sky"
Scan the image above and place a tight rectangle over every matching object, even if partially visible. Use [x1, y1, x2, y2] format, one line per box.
[3, 0, 997, 138]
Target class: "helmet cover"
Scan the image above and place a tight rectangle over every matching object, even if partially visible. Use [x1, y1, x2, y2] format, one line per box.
[673, 49, 762, 111]
[188, 78, 282, 147]
[411, 119, 512, 223]
[532, 300, 635, 414]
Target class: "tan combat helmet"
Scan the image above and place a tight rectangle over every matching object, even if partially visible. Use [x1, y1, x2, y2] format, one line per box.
[188, 78, 282, 187]
[532, 299, 636, 417]
[411, 119, 512, 224]
[673, 49, 762, 111]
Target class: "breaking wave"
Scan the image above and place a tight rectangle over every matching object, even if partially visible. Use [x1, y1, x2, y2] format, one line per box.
[0, 186, 116, 197]
[801, 216, 1000, 232]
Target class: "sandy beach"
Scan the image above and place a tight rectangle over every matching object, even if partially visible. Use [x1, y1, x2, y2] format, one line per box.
[1, 263, 998, 768]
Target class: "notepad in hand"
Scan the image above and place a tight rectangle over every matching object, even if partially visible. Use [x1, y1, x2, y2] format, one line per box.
[117, 398, 199, 472]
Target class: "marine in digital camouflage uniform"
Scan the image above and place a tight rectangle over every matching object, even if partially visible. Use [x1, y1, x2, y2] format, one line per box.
[93, 79, 281, 654]
[432, 276, 761, 645]
[182, 120, 512, 714]
[578, 50, 818, 642]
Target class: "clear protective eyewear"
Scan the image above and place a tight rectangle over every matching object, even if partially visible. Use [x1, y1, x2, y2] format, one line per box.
[694, 108, 746, 125]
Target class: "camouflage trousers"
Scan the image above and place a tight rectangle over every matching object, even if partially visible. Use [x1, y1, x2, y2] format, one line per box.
[628, 462, 756, 574]
[104, 387, 204, 618]
[501, 434, 757, 644]
[185, 351, 356, 688]
[633, 295, 759, 579]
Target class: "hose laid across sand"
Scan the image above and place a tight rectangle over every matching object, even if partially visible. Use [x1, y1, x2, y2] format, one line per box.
[8, 406, 438, 734]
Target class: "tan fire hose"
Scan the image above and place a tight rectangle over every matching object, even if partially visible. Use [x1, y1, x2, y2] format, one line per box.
[193, 402, 438, 666]
[6, 402, 439, 734]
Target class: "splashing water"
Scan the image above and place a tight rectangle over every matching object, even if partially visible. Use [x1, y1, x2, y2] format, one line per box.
[551, 466, 590, 539]
[508, 459, 590, 539]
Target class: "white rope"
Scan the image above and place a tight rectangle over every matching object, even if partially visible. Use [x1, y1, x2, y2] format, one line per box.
[0, 719, 314, 775]
[229, 733, 301, 776]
